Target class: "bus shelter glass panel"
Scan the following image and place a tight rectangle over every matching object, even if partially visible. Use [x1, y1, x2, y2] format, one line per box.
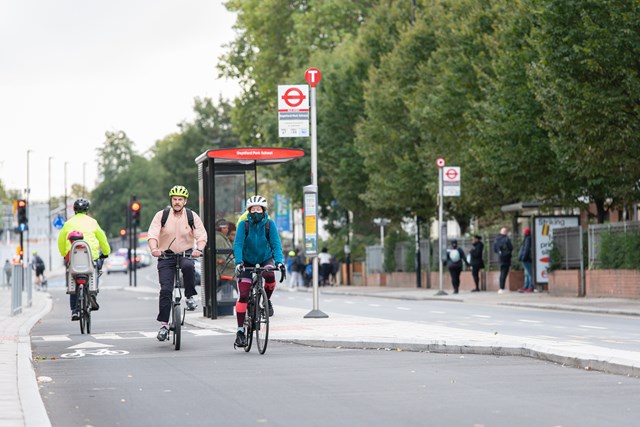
[213, 174, 245, 315]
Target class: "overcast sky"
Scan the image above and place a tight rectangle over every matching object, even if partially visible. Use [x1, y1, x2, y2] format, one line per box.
[0, 0, 239, 202]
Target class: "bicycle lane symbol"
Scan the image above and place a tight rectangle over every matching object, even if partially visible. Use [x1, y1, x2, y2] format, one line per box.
[60, 341, 129, 358]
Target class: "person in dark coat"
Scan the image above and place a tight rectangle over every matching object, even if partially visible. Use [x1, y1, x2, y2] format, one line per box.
[446, 240, 468, 294]
[518, 228, 534, 293]
[468, 235, 485, 292]
[493, 227, 513, 294]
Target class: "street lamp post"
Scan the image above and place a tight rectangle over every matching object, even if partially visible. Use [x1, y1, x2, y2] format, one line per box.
[373, 218, 390, 248]
[64, 161, 69, 220]
[48, 157, 53, 272]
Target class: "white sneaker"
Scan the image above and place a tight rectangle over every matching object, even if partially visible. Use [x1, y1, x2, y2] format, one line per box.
[497, 289, 505, 294]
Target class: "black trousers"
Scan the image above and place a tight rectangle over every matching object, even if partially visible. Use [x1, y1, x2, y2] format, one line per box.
[471, 266, 481, 290]
[157, 256, 196, 323]
[499, 264, 510, 290]
[449, 267, 462, 292]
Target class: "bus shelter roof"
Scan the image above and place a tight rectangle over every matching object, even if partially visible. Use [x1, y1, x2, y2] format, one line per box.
[196, 147, 305, 166]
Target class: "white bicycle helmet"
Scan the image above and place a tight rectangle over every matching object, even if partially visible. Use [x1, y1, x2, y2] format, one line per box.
[246, 195, 268, 210]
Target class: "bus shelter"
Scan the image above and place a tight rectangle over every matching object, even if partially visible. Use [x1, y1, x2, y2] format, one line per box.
[195, 147, 304, 319]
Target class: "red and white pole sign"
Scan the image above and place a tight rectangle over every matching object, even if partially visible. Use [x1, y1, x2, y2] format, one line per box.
[278, 85, 309, 138]
[436, 157, 445, 168]
[443, 166, 461, 197]
[305, 68, 322, 88]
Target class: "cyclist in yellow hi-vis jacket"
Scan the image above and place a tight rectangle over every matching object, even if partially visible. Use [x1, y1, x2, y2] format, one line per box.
[58, 198, 111, 321]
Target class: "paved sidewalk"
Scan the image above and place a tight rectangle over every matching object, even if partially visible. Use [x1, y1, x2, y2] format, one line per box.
[4, 279, 640, 427]
[0, 287, 52, 427]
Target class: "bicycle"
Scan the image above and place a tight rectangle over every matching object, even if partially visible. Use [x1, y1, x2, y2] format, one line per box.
[66, 240, 104, 335]
[235, 265, 284, 355]
[160, 250, 199, 351]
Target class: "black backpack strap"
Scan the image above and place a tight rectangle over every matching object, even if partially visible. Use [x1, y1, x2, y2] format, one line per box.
[161, 207, 195, 230]
[160, 207, 171, 227]
[186, 208, 195, 230]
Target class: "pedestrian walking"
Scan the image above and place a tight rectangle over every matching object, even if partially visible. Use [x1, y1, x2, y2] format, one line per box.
[3, 259, 11, 288]
[518, 228, 534, 293]
[446, 240, 468, 294]
[468, 235, 485, 292]
[318, 247, 332, 286]
[288, 248, 304, 290]
[493, 227, 513, 294]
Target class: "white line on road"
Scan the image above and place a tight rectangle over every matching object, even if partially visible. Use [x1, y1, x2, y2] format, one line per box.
[368, 304, 381, 307]
[472, 315, 491, 319]
[430, 311, 446, 314]
[396, 307, 411, 311]
[519, 319, 542, 324]
[579, 325, 607, 330]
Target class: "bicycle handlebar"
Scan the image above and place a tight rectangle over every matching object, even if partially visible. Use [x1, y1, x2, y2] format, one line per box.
[243, 265, 286, 283]
[159, 251, 201, 261]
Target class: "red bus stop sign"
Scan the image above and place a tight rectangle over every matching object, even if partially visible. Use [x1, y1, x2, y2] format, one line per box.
[305, 68, 322, 88]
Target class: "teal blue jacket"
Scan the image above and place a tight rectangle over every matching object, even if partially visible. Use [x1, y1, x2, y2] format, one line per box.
[234, 214, 283, 266]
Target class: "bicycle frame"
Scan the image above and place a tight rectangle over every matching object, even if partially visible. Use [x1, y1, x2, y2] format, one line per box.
[241, 265, 279, 355]
[160, 250, 198, 350]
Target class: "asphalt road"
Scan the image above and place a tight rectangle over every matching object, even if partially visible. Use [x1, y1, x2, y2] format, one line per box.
[31, 272, 640, 427]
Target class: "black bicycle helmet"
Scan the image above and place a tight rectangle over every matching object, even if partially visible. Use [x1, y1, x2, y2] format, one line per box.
[73, 198, 90, 213]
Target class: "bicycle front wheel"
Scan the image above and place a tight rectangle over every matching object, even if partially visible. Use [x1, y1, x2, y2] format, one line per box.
[255, 287, 269, 354]
[172, 303, 181, 351]
[244, 300, 253, 352]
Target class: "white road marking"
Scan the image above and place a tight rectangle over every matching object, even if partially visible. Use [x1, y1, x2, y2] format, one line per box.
[579, 325, 607, 330]
[472, 315, 491, 319]
[37, 335, 72, 342]
[396, 307, 411, 311]
[430, 311, 446, 314]
[369, 304, 381, 307]
[519, 319, 542, 324]
[68, 341, 114, 349]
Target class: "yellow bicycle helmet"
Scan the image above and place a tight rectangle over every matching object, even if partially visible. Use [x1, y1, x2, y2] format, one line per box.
[169, 185, 189, 198]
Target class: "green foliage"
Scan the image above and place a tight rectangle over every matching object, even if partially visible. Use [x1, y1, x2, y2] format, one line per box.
[599, 231, 640, 270]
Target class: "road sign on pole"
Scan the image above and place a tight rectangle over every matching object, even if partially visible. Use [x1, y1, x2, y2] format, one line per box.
[278, 85, 309, 137]
[443, 166, 461, 197]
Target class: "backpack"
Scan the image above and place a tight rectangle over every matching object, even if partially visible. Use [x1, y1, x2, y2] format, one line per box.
[161, 207, 195, 230]
[35, 256, 45, 270]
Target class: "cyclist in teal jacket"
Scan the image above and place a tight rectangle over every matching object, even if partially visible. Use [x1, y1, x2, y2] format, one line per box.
[233, 195, 285, 347]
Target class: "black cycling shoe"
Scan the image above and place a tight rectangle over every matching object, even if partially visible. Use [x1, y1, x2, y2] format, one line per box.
[90, 295, 99, 311]
[235, 331, 247, 347]
[71, 310, 80, 321]
[267, 300, 274, 317]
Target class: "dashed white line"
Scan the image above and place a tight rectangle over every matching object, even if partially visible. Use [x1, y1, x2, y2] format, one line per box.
[396, 307, 411, 311]
[519, 319, 543, 324]
[430, 311, 446, 314]
[368, 304, 381, 307]
[472, 315, 491, 319]
[579, 325, 607, 330]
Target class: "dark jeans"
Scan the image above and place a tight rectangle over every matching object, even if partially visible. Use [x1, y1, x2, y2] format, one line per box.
[449, 267, 461, 292]
[157, 256, 196, 323]
[499, 264, 510, 290]
[471, 266, 481, 290]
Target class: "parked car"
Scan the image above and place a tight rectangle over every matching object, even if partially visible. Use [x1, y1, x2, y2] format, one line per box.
[106, 255, 129, 274]
[115, 248, 147, 269]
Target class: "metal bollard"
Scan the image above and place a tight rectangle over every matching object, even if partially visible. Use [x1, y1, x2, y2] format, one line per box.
[26, 266, 33, 307]
[11, 264, 23, 316]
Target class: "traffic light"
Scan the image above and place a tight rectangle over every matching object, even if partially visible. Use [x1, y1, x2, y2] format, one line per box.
[131, 200, 141, 226]
[120, 228, 127, 237]
[17, 199, 28, 231]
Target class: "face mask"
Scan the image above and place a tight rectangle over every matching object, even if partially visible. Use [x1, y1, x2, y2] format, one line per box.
[249, 212, 265, 223]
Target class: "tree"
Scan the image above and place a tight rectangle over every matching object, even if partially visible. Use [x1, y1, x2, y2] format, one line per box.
[528, 0, 640, 222]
